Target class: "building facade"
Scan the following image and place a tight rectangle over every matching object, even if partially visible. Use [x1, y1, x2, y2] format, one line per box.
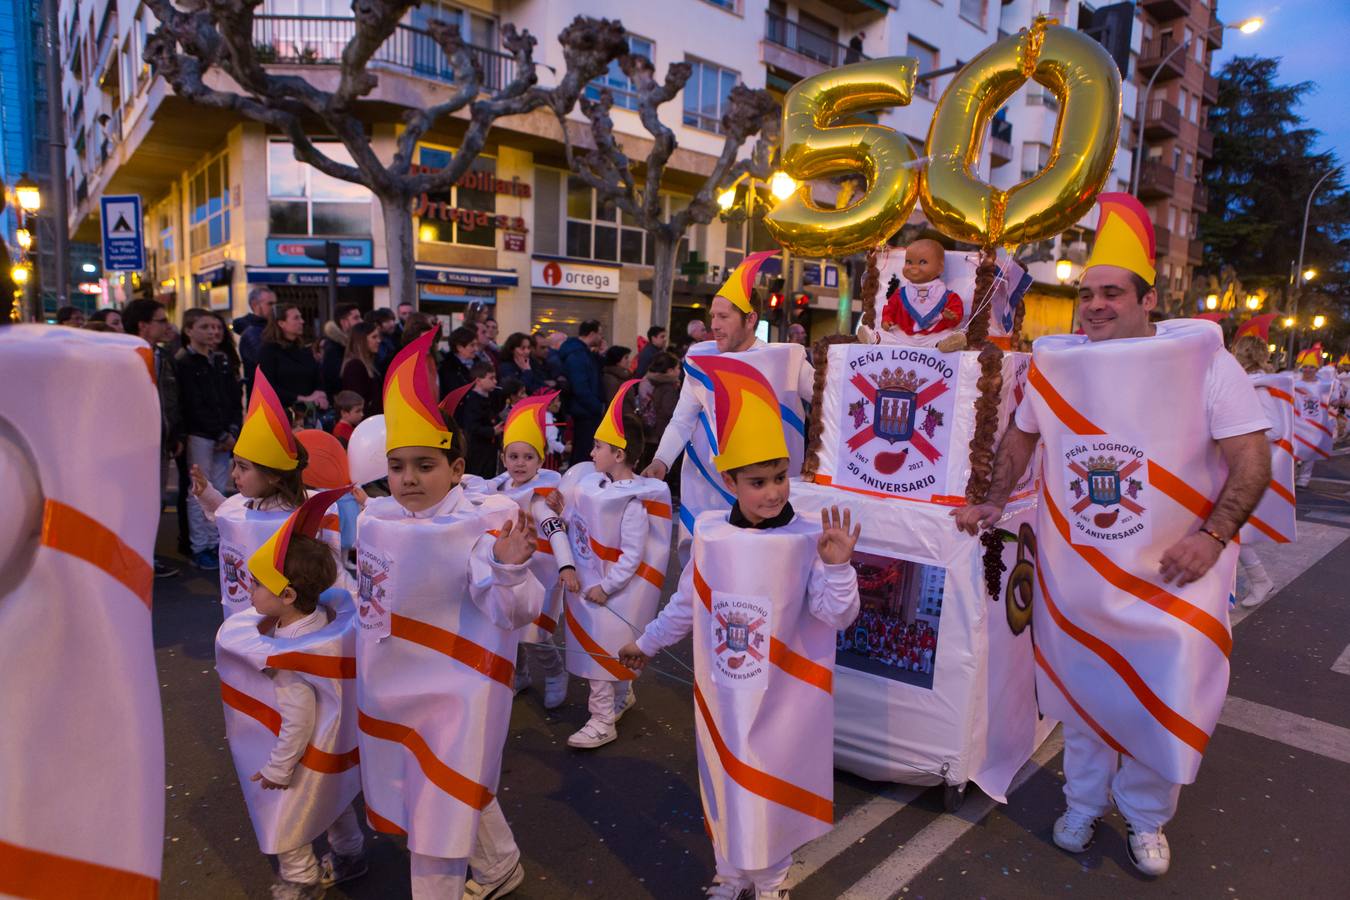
[57, 0, 1200, 344]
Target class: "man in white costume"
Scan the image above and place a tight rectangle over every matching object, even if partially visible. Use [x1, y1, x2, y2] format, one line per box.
[954, 194, 1271, 877]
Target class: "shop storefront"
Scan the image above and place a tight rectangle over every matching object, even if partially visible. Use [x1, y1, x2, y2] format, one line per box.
[529, 257, 621, 335]
[416, 263, 518, 332]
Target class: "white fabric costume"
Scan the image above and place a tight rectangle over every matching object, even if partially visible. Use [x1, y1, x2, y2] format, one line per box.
[652, 341, 811, 545]
[1016, 319, 1265, 826]
[354, 487, 542, 896]
[215, 600, 363, 867]
[216, 492, 344, 618]
[0, 327, 164, 897]
[1238, 373, 1297, 545]
[636, 511, 859, 890]
[1292, 375, 1335, 463]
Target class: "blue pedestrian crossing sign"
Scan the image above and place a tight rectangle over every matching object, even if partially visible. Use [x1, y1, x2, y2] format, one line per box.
[100, 194, 145, 272]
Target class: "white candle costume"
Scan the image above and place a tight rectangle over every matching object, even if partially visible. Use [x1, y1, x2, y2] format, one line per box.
[0, 327, 164, 897]
[1293, 348, 1335, 463]
[1239, 372, 1297, 545]
[215, 487, 362, 855]
[354, 330, 543, 861]
[636, 355, 859, 883]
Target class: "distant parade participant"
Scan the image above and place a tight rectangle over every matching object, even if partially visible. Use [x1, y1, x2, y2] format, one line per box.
[643, 251, 813, 557]
[620, 357, 860, 900]
[954, 194, 1271, 877]
[354, 331, 543, 899]
[1292, 346, 1335, 485]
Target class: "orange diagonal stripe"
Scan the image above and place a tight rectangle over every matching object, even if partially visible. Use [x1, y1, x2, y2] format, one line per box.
[1033, 644, 1131, 756]
[1027, 364, 1104, 435]
[364, 803, 406, 836]
[0, 839, 157, 900]
[1265, 387, 1294, 405]
[1266, 479, 1296, 506]
[564, 600, 636, 681]
[642, 500, 673, 519]
[1274, 438, 1295, 455]
[1146, 461, 1214, 522]
[1043, 488, 1232, 656]
[533, 613, 558, 633]
[1036, 565, 1210, 754]
[220, 682, 360, 773]
[358, 710, 493, 810]
[41, 499, 152, 609]
[768, 638, 832, 693]
[693, 566, 713, 611]
[588, 538, 664, 588]
[390, 614, 514, 688]
[265, 651, 357, 680]
[693, 685, 832, 824]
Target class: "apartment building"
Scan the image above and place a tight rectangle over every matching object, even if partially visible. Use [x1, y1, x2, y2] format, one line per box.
[57, 0, 1172, 342]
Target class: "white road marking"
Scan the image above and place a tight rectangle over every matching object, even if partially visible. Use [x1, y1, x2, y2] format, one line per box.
[1219, 696, 1350, 765]
[835, 733, 1064, 900]
[1332, 644, 1350, 676]
[784, 783, 925, 889]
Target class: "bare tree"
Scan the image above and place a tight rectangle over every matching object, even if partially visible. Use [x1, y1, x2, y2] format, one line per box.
[561, 55, 778, 328]
[142, 0, 626, 311]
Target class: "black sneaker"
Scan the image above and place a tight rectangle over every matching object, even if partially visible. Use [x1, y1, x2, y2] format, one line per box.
[319, 850, 369, 887]
[153, 559, 180, 578]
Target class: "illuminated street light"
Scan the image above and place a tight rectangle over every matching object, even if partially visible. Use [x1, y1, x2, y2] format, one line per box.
[11, 264, 31, 285]
[1282, 316, 1296, 327]
[1267, 343, 1277, 353]
[1245, 295, 1261, 310]
[717, 187, 737, 211]
[1055, 259, 1073, 283]
[1204, 294, 1219, 310]
[1312, 314, 1326, 329]
[1238, 17, 1264, 34]
[1303, 268, 1317, 282]
[14, 175, 41, 212]
[769, 171, 798, 202]
[15, 229, 31, 250]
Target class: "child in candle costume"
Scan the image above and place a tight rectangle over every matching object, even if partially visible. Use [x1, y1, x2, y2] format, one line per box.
[620, 358, 860, 900]
[216, 487, 366, 899]
[1293, 346, 1335, 485]
[192, 369, 344, 619]
[552, 379, 673, 749]
[475, 390, 574, 708]
[354, 330, 544, 900]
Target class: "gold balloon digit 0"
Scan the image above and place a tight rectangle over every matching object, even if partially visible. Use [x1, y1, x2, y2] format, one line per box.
[764, 58, 921, 258]
[921, 17, 1122, 248]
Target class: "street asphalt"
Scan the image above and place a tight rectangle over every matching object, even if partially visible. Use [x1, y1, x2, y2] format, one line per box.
[153, 451, 1350, 899]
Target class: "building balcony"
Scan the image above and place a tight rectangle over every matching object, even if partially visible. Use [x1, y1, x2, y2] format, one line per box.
[1188, 238, 1204, 264]
[252, 15, 517, 92]
[1140, 0, 1192, 22]
[815, 0, 892, 19]
[1143, 99, 1181, 140]
[1197, 129, 1214, 159]
[1207, 19, 1224, 50]
[1153, 224, 1172, 255]
[1138, 37, 1187, 82]
[1137, 159, 1176, 200]
[1202, 72, 1219, 103]
[761, 11, 863, 83]
[1192, 182, 1209, 211]
[989, 118, 1013, 168]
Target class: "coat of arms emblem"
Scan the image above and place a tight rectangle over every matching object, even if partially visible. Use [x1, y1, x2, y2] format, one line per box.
[872, 367, 925, 444]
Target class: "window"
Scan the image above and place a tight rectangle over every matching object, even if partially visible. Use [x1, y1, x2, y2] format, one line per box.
[268, 140, 372, 237]
[414, 145, 496, 247]
[907, 36, 939, 99]
[1172, 146, 1182, 171]
[586, 34, 653, 111]
[959, 0, 986, 27]
[683, 57, 739, 133]
[563, 178, 689, 266]
[795, 11, 839, 65]
[190, 151, 230, 254]
[1184, 152, 1194, 179]
[1021, 142, 1049, 181]
[700, 0, 738, 10]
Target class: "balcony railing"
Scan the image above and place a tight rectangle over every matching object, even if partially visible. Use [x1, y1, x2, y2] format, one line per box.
[1143, 98, 1181, 139]
[1202, 73, 1219, 103]
[1140, 0, 1192, 22]
[764, 11, 862, 68]
[252, 16, 516, 92]
[1197, 129, 1214, 159]
[1137, 159, 1176, 200]
[1192, 182, 1209, 211]
[1138, 37, 1186, 82]
[1153, 225, 1172, 254]
[1188, 238, 1204, 264]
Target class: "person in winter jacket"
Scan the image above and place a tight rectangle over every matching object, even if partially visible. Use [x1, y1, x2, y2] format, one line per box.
[233, 287, 275, 395]
[320, 304, 362, 398]
[560, 320, 605, 464]
[637, 352, 681, 471]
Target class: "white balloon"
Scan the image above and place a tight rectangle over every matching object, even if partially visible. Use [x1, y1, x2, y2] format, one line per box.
[347, 414, 388, 485]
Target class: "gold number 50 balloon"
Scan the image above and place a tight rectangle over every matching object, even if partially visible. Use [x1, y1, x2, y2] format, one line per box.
[922, 18, 1121, 247]
[763, 58, 920, 258]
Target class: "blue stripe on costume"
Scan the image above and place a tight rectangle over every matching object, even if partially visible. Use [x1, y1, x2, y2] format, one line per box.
[683, 358, 713, 390]
[679, 502, 696, 533]
[780, 403, 806, 437]
[686, 355, 805, 437]
[685, 440, 736, 505]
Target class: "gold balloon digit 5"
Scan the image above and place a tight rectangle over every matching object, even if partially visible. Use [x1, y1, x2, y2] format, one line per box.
[922, 18, 1121, 247]
[764, 58, 921, 258]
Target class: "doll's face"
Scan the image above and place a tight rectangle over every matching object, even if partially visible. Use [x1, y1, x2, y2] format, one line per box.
[902, 241, 945, 285]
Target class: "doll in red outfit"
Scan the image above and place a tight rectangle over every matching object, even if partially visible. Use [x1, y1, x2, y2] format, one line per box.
[858, 240, 966, 346]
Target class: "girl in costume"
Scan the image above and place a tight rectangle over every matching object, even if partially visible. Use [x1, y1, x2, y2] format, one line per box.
[551, 379, 673, 750]
[354, 330, 543, 900]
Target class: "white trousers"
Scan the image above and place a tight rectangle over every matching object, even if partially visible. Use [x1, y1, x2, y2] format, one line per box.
[409, 798, 519, 899]
[186, 434, 231, 553]
[587, 679, 632, 727]
[714, 846, 792, 892]
[275, 803, 365, 885]
[1062, 725, 1182, 831]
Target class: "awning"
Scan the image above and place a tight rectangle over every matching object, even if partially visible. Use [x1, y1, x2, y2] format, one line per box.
[415, 264, 518, 289]
[245, 267, 389, 287]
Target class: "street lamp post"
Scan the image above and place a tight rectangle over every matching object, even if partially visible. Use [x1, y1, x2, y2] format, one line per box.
[1288, 168, 1337, 362]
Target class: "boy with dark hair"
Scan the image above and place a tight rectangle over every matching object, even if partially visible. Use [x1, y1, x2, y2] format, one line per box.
[332, 390, 365, 447]
[456, 361, 501, 478]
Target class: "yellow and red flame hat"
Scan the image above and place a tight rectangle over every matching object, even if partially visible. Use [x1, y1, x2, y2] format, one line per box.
[715, 250, 779, 314]
[1296, 344, 1323, 368]
[593, 379, 640, 450]
[235, 369, 300, 471]
[1234, 312, 1278, 343]
[698, 355, 787, 472]
[1338, 352, 1350, 366]
[246, 485, 349, 596]
[1083, 192, 1157, 285]
[502, 391, 559, 458]
[384, 329, 454, 452]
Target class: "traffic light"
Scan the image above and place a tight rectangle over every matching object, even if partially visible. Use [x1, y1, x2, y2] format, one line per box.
[794, 292, 810, 308]
[768, 292, 784, 309]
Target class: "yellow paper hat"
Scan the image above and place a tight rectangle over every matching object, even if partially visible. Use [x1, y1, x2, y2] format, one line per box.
[1338, 352, 1350, 366]
[235, 369, 300, 471]
[593, 379, 640, 450]
[502, 391, 559, 458]
[699, 355, 788, 472]
[1083, 192, 1157, 285]
[715, 250, 780, 313]
[247, 486, 349, 596]
[1296, 344, 1322, 368]
[384, 329, 454, 452]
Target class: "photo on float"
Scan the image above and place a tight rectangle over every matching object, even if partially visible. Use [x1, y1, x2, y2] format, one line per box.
[836, 550, 944, 690]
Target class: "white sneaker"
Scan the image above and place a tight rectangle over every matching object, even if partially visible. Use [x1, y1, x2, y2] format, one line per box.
[567, 717, 617, 749]
[1126, 824, 1170, 876]
[463, 860, 524, 899]
[1240, 573, 1275, 608]
[1052, 809, 1098, 853]
[614, 686, 637, 722]
[703, 879, 750, 900]
[543, 671, 569, 709]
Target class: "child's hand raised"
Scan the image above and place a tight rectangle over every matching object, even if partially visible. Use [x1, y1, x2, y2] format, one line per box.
[818, 506, 861, 565]
[493, 511, 537, 566]
[188, 464, 209, 497]
[618, 641, 649, 671]
[250, 772, 288, 791]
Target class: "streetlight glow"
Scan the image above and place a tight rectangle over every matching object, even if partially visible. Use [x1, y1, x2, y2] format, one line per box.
[81, 262, 97, 274]
[1205, 293, 1219, 310]
[1268, 343, 1277, 353]
[1055, 259, 1073, 283]
[769, 171, 798, 202]
[1245, 295, 1261, 310]
[1238, 17, 1263, 35]
[14, 176, 41, 212]
[1302, 268, 1317, 282]
[717, 187, 736, 211]
[1312, 314, 1326, 329]
[11, 264, 30, 285]
[1282, 316, 1296, 327]
[15, 229, 31, 250]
